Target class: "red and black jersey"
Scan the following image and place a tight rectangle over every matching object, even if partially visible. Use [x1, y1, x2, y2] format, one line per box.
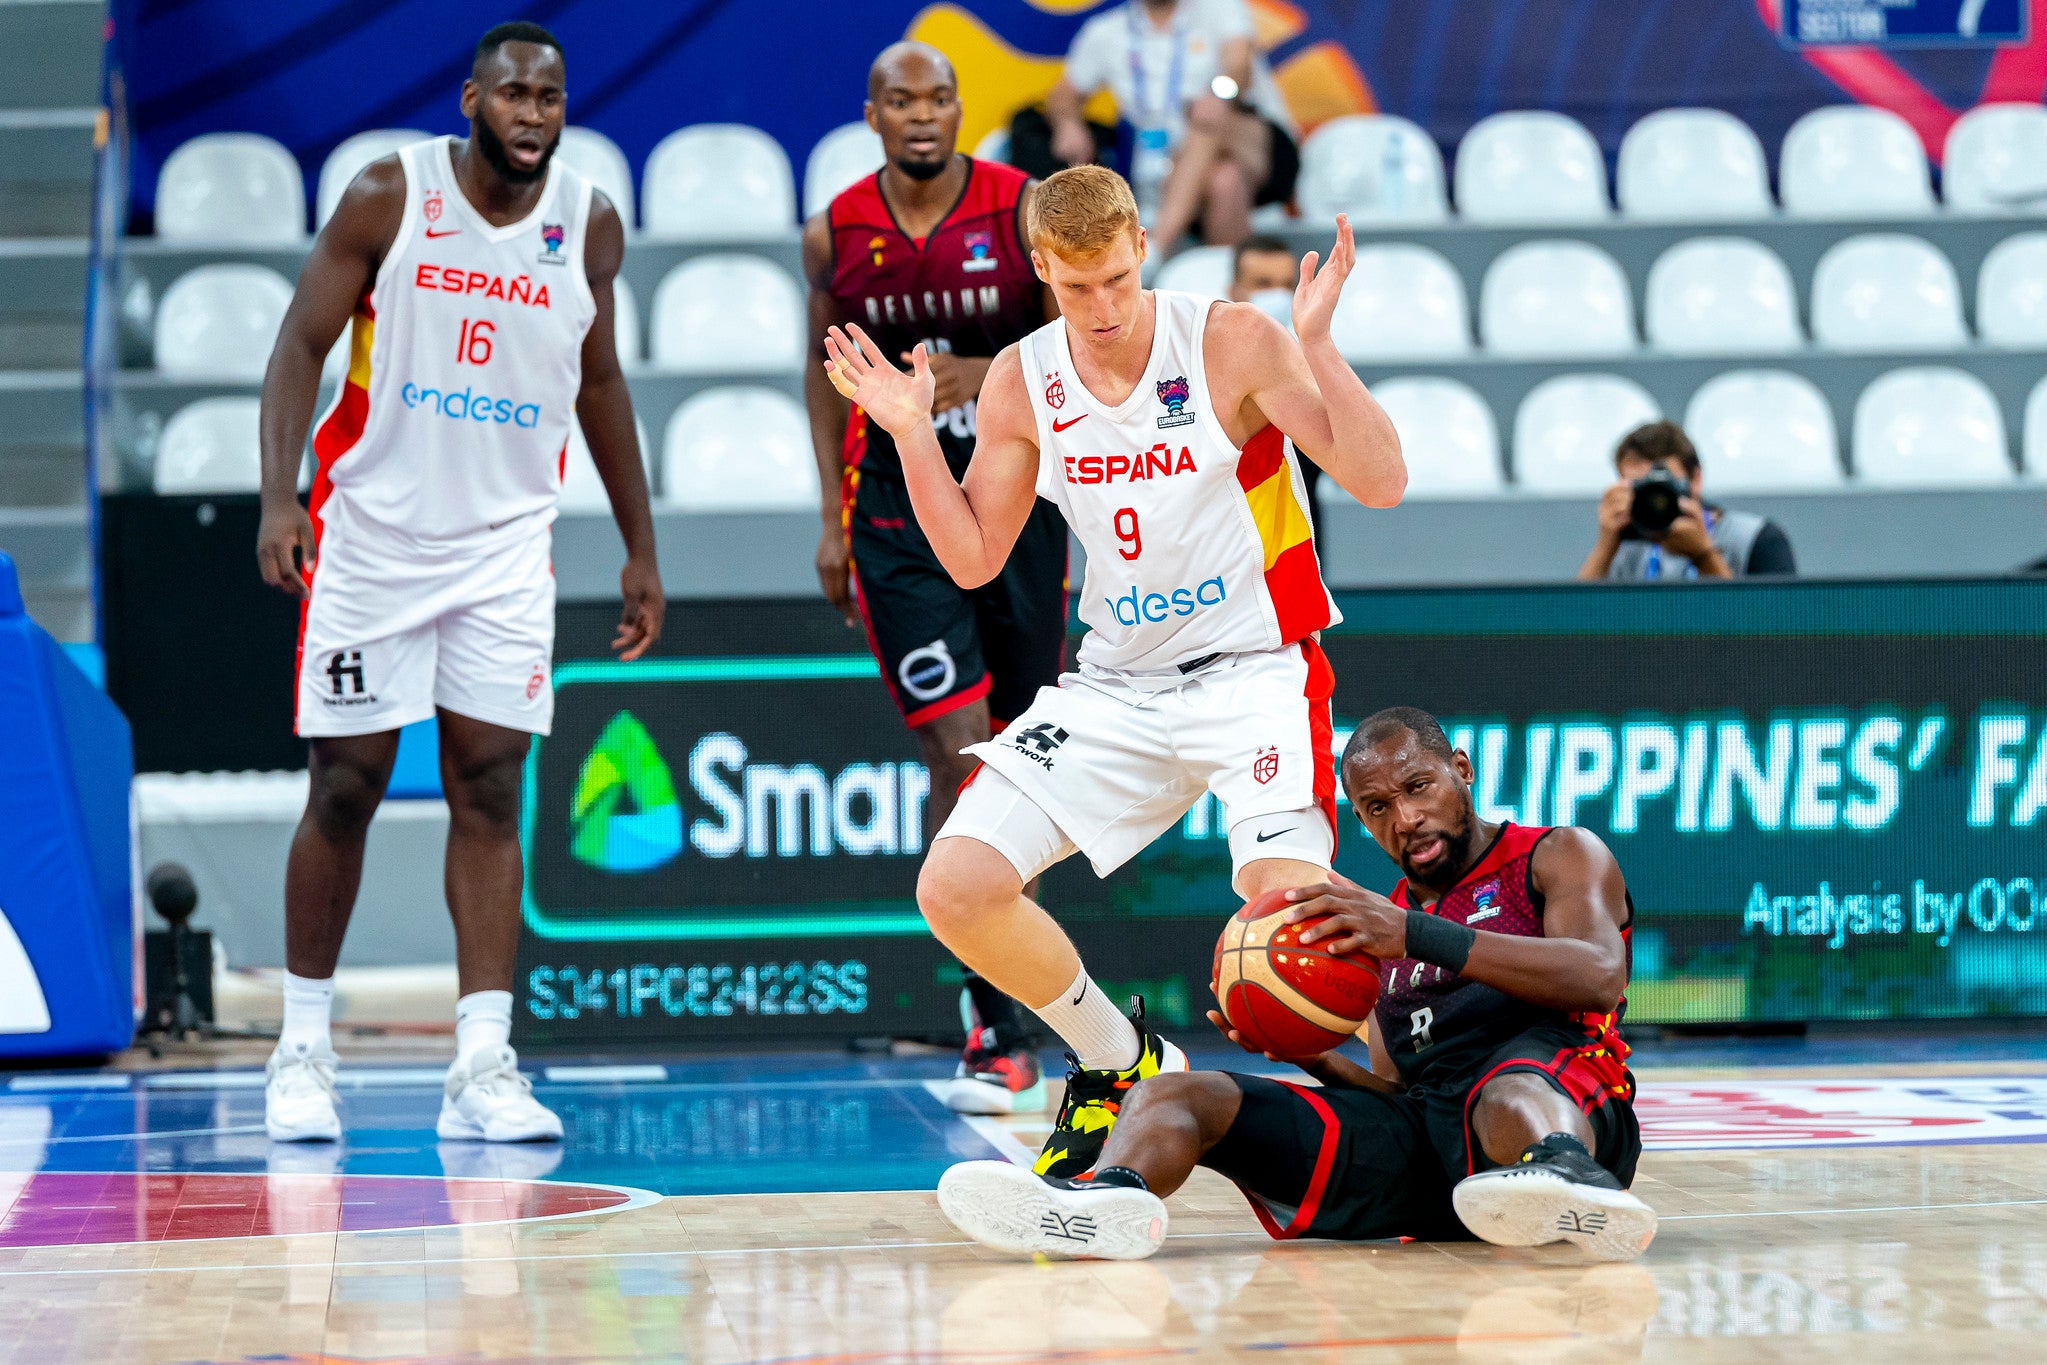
[1374, 824, 1634, 1098]
[828, 158, 1041, 481]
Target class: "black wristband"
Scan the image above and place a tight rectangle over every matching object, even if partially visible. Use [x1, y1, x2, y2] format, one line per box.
[1405, 911, 1475, 975]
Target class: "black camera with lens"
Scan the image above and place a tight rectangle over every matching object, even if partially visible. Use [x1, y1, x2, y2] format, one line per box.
[1628, 467, 1687, 538]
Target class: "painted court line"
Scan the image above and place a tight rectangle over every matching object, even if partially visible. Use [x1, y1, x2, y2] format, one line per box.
[2, 1193, 2045, 1277]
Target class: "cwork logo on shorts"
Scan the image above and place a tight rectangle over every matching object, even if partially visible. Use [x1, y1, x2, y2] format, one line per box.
[1007, 722, 1069, 770]
[898, 640, 957, 702]
[321, 649, 378, 707]
[401, 383, 542, 428]
[1104, 576, 1226, 627]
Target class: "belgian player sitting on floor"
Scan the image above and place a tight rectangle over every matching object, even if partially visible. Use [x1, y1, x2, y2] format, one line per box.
[937, 705, 1657, 1262]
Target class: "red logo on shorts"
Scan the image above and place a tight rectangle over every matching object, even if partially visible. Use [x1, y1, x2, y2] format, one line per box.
[526, 666, 545, 701]
[424, 190, 443, 223]
[1253, 747, 1279, 784]
[1044, 372, 1065, 409]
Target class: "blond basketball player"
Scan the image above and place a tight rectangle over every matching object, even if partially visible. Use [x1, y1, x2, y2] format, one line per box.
[824, 166, 1404, 1177]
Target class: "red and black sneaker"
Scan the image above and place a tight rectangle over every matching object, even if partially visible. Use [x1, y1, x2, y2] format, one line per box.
[940, 1024, 1047, 1115]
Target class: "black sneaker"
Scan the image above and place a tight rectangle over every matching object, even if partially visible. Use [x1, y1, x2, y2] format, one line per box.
[1032, 998, 1187, 1179]
[940, 1023, 1047, 1115]
[937, 1160, 1167, 1260]
[1451, 1134, 1657, 1261]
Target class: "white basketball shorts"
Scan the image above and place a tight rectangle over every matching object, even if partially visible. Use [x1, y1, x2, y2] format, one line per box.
[946, 639, 1338, 889]
[295, 511, 556, 739]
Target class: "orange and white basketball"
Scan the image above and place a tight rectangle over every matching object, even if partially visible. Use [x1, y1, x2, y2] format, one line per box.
[1214, 889, 1383, 1060]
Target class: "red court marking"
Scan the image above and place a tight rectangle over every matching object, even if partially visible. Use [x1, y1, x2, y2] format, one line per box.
[0, 1171, 640, 1248]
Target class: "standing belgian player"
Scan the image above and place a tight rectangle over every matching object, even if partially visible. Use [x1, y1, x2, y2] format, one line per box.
[804, 42, 1065, 1114]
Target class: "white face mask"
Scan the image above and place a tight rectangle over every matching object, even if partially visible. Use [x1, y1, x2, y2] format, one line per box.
[1248, 287, 1294, 329]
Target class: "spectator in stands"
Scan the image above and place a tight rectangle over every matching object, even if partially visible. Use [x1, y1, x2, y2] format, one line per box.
[1227, 235, 1324, 535]
[1578, 421, 1796, 581]
[1038, 0, 1298, 252]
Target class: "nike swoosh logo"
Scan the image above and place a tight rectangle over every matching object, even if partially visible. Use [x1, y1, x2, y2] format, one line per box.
[1070, 983, 1086, 1006]
[1051, 415, 1087, 433]
[425, 227, 461, 238]
[1255, 827, 1296, 843]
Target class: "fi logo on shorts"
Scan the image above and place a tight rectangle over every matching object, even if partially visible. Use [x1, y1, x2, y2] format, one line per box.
[321, 649, 377, 707]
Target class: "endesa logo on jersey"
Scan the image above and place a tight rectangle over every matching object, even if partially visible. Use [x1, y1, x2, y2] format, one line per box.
[413, 264, 552, 308]
[1104, 576, 1227, 626]
[1063, 443, 1198, 486]
[401, 382, 541, 428]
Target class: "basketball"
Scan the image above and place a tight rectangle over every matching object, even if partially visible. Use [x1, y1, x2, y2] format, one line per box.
[1213, 889, 1383, 1060]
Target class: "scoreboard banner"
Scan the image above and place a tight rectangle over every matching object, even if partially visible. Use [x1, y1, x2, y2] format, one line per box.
[514, 579, 2047, 1047]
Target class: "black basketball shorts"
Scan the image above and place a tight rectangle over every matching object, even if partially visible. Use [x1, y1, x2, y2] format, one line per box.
[844, 471, 1069, 729]
[1201, 1024, 1642, 1242]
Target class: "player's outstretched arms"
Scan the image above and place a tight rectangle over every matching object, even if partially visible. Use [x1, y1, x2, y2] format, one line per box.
[255, 157, 405, 597]
[823, 331, 1041, 588]
[1222, 215, 1405, 509]
[575, 191, 664, 661]
[1283, 844, 1628, 1016]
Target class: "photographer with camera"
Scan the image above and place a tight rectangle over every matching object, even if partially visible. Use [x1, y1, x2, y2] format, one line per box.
[1577, 421, 1796, 581]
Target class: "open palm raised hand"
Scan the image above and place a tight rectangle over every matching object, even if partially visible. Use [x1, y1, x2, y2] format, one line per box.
[824, 324, 935, 439]
[1290, 213, 1356, 347]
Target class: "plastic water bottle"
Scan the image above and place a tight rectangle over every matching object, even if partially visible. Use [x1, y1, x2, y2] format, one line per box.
[1380, 125, 1406, 218]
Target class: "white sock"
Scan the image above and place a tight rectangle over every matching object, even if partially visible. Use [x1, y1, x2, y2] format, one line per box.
[1030, 968, 1140, 1072]
[454, 990, 514, 1062]
[279, 972, 333, 1053]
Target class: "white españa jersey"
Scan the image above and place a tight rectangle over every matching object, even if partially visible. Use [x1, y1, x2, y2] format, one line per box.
[1018, 289, 1338, 672]
[310, 136, 597, 557]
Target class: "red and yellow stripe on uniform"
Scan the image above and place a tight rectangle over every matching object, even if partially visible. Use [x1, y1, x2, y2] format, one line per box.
[1235, 425, 1333, 645]
[294, 297, 373, 733]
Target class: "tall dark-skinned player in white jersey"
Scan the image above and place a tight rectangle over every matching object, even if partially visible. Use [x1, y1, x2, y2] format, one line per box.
[826, 167, 1405, 1181]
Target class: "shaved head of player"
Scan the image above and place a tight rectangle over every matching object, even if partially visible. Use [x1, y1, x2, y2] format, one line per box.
[463, 26, 565, 185]
[823, 168, 1407, 1181]
[253, 20, 662, 1146]
[866, 42, 959, 182]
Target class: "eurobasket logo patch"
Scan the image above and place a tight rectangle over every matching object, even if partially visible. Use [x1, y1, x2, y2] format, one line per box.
[570, 712, 684, 872]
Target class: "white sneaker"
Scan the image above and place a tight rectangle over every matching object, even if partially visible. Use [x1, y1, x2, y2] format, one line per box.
[937, 1160, 1167, 1260]
[436, 1045, 564, 1142]
[1452, 1155, 1657, 1262]
[265, 1039, 341, 1142]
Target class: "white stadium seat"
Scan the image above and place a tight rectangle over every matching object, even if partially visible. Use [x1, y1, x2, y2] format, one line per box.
[1479, 240, 1634, 358]
[649, 254, 804, 373]
[153, 264, 295, 380]
[1644, 237, 1802, 355]
[1616, 108, 1774, 222]
[557, 126, 635, 228]
[612, 274, 641, 367]
[1853, 367, 2011, 487]
[1453, 111, 1609, 224]
[1155, 246, 1234, 300]
[1357, 377, 1502, 498]
[1810, 234, 1967, 352]
[1512, 374, 1660, 492]
[153, 397, 261, 494]
[2027, 376, 2047, 477]
[1328, 244, 1471, 361]
[662, 386, 818, 511]
[1683, 370, 1843, 492]
[1942, 102, 2047, 216]
[317, 129, 428, 227]
[1977, 232, 2047, 348]
[642, 124, 796, 240]
[560, 415, 652, 513]
[1779, 106, 1935, 219]
[1296, 115, 1450, 224]
[973, 126, 1011, 164]
[804, 121, 883, 219]
[156, 133, 305, 244]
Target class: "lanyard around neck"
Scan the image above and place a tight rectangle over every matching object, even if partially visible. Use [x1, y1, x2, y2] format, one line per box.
[1127, 3, 1188, 129]
[1645, 506, 1718, 580]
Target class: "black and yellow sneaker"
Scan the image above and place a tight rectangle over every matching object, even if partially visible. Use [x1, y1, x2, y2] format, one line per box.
[1032, 999, 1188, 1179]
